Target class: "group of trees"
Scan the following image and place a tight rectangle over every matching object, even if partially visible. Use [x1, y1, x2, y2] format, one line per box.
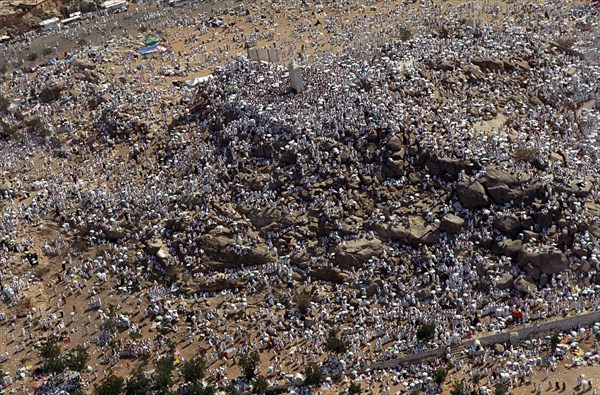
[39, 341, 89, 375]
[94, 355, 213, 395]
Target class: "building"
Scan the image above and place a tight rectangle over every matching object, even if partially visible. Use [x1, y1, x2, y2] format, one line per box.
[100, 0, 128, 13]
[60, 12, 82, 26]
[168, 0, 191, 7]
[39, 17, 60, 32]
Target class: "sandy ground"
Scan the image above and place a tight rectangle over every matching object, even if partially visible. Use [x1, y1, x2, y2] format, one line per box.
[0, 0, 598, 394]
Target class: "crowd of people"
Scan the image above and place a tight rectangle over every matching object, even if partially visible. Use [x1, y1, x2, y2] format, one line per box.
[0, 0, 599, 393]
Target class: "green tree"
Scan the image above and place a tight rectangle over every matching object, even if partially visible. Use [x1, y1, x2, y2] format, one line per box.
[154, 356, 175, 392]
[494, 384, 507, 395]
[238, 351, 260, 380]
[433, 368, 447, 386]
[125, 367, 150, 395]
[450, 381, 466, 395]
[303, 362, 323, 386]
[27, 52, 38, 62]
[348, 381, 362, 395]
[95, 375, 125, 395]
[64, 345, 89, 372]
[42, 47, 56, 56]
[40, 340, 64, 374]
[224, 382, 240, 395]
[251, 375, 268, 394]
[324, 329, 349, 355]
[181, 356, 207, 384]
[189, 383, 215, 395]
[416, 324, 435, 341]
[550, 333, 560, 350]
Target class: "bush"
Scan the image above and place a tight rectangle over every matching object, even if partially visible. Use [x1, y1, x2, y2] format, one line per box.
[303, 362, 323, 386]
[181, 356, 207, 384]
[42, 47, 56, 56]
[27, 52, 38, 62]
[494, 384, 507, 395]
[0, 95, 9, 111]
[416, 324, 435, 341]
[550, 333, 560, 350]
[251, 375, 268, 394]
[433, 368, 448, 386]
[450, 381, 466, 395]
[294, 292, 311, 316]
[95, 375, 125, 395]
[154, 356, 175, 391]
[325, 329, 349, 355]
[189, 383, 216, 395]
[224, 383, 241, 395]
[398, 26, 413, 42]
[125, 368, 150, 395]
[40, 340, 64, 374]
[556, 36, 575, 49]
[64, 345, 89, 372]
[238, 351, 260, 380]
[349, 381, 362, 394]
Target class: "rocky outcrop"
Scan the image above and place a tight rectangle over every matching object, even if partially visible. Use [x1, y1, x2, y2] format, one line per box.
[494, 215, 520, 233]
[513, 276, 537, 294]
[331, 238, 385, 268]
[39, 82, 65, 103]
[492, 239, 522, 257]
[518, 245, 568, 275]
[198, 234, 277, 269]
[456, 181, 489, 209]
[440, 213, 465, 234]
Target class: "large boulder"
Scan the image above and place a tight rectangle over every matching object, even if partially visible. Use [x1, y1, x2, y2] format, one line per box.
[518, 245, 568, 274]
[456, 181, 489, 209]
[71, 58, 97, 71]
[492, 239, 522, 257]
[39, 82, 65, 103]
[309, 266, 349, 283]
[198, 234, 276, 269]
[486, 183, 522, 204]
[373, 216, 438, 245]
[480, 166, 530, 204]
[495, 273, 514, 290]
[513, 276, 536, 294]
[331, 238, 385, 268]
[472, 57, 505, 72]
[494, 215, 520, 233]
[440, 213, 465, 234]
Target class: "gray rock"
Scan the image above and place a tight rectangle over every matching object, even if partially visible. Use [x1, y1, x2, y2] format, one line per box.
[440, 213, 465, 234]
[494, 343, 505, 354]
